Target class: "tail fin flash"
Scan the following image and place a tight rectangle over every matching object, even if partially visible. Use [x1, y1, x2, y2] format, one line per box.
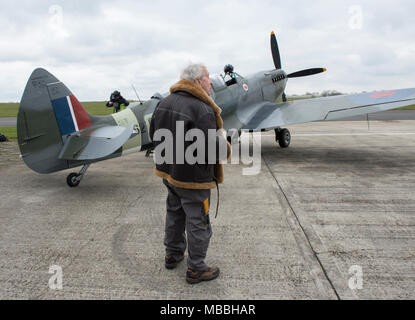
[48, 82, 92, 136]
[17, 68, 92, 173]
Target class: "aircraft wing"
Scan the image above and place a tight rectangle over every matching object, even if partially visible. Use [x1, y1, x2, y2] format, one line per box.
[241, 88, 415, 131]
[58, 124, 135, 161]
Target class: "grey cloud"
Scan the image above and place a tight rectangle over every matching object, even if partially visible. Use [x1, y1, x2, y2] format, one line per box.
[1, 0, 415, 102]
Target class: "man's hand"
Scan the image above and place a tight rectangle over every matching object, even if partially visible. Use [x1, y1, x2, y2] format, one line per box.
[108, 101, 113, 106]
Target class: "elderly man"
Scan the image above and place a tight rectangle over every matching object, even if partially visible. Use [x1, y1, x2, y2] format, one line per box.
[150, 63, 231, 284]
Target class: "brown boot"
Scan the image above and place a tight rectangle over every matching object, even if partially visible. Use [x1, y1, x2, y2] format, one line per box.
[186, 266, 220, 284]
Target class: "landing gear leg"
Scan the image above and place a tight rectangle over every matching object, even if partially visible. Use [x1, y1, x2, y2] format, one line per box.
[227, 129, 241, 145]
[275, 128, 291, 148]
[145, 148, 154, 157]
[66, 164, 90, 187]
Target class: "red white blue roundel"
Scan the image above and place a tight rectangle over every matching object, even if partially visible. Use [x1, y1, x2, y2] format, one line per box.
[243, 84, 249, 91]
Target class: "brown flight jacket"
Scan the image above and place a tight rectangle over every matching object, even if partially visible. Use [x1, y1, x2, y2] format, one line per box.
[150, 79, 231, 189]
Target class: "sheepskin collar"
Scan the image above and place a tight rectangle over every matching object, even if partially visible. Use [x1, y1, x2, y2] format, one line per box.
[170, 80, 223, 129]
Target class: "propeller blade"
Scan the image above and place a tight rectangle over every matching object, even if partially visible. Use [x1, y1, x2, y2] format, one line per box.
[287, 68, 326, 78]
[270, 31, 282, 70]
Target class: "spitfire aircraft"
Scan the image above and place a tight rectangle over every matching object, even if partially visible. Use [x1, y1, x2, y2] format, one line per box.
[17, 32, 415, 187]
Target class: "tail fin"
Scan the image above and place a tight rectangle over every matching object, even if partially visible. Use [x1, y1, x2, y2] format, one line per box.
[48, 82, 92, 135]
[17, 68, 92, 173]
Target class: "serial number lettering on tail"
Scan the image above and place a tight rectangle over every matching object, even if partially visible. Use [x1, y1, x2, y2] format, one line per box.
[205, 304, 256, 315]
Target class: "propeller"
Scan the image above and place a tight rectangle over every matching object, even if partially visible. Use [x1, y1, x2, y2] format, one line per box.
[270, 31, 281, 70]
[287, 68, 326, 78]
[270, 31, 326, 101]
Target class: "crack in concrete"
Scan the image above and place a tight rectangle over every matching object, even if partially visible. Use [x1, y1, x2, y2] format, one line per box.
[262, 154, 342, 300]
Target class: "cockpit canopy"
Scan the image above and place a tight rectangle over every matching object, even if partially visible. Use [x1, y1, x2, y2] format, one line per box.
[210, 73, 244, 92]
[210, 74, 227, 92]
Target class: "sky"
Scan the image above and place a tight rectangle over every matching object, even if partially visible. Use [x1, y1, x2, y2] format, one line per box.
[1, 0, 414, 102]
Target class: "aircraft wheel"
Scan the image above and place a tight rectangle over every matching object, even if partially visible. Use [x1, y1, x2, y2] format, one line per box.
[277, 128, 291, 148]
[67, 173, 81, 187]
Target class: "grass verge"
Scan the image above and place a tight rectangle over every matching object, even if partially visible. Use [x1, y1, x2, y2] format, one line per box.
[0, 127, 17, 141]
[0, 102, 115, 117]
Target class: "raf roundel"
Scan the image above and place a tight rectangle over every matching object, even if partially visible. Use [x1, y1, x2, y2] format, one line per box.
[370, 91, 396, 99]
[243, 84, 249, 91]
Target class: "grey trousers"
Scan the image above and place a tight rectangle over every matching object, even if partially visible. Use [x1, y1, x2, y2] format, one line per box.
[163, 179, 212, 272]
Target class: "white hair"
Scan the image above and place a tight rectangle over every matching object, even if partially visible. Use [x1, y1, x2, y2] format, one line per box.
[180, 63, 206, 81]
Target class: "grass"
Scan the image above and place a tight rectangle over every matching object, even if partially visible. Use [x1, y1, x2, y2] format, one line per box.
[0, 101, 115, 117]
[396, 105, 415, 110]
[0, 103, 19, 117]
[77, 101, 115, 115]
[0, 126, 17, 141]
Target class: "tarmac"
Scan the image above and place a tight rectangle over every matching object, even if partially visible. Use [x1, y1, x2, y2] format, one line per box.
[0, 118, 16, 127]
[1, 119, 415, 300]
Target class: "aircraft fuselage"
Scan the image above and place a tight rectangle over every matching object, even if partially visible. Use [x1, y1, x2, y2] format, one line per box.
[17, 67, 287, 174]
[108, 68, 288, 155]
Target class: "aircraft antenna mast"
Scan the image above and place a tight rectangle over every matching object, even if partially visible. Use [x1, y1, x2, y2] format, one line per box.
[131, 84, 143, 105]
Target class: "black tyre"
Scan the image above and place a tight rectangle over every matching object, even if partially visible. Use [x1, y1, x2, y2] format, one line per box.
[277, 128, 291, 148]
[67, 173, 80, 187]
